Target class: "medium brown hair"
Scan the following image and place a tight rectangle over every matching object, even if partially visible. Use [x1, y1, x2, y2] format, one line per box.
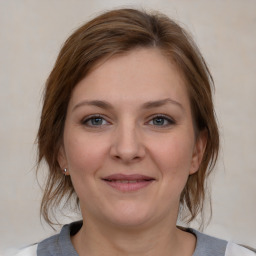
[37, 8, 219, 226]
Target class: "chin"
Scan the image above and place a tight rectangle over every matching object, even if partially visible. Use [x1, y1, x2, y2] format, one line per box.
[102, 203, 157, 229]
[109, 215, 152, 229]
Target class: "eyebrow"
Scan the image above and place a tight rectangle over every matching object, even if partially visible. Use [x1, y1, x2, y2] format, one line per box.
[141, 98, 184, 110]
[72, 100, 113, 112]
[72, 98, 184, 112]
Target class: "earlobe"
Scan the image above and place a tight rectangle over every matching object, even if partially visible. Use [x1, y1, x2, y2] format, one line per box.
[58, 146, 70, 175]
[189, 130, 208, 175]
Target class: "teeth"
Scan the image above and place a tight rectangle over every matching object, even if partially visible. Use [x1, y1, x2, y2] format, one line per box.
[114, 180, 138, 183]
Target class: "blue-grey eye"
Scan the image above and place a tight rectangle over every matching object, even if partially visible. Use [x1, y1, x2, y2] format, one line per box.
[90, 117, 104, 125]
[82, 116, 108, 126]
[153, 117, 166, 125]
[149, 115, 174, 127]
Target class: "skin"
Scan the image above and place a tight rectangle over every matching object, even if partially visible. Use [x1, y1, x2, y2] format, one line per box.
[58, 48, 207, 256]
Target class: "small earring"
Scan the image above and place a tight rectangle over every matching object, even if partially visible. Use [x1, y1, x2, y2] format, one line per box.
[63, 168, 68, 175]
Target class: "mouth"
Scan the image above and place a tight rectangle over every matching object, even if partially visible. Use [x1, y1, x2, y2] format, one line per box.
[102, 174, 155, 192]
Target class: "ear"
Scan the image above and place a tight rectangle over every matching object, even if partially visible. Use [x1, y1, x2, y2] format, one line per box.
[189, 129, 208, 175]
[57, 145, 70, 175]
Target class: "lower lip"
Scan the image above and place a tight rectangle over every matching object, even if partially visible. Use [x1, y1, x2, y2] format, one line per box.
[103, 180, 154, 192]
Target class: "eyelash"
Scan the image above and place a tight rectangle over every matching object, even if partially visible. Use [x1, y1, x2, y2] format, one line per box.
[147, 114, 175, 127]
[81, 114, 110, 127]
[81, 114, 175, 128]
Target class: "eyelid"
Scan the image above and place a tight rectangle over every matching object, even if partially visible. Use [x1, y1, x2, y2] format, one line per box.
[81, 114, 111, 126]
[80, 113, 175, 127]
[146, 114, 176, 126]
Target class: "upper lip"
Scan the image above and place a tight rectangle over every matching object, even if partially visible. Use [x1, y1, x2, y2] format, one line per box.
[102, 173, 155, 181]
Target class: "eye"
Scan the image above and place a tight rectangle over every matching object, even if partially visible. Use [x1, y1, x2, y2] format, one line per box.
[82, 115, 109, 127]
[147, 115, 175, 127]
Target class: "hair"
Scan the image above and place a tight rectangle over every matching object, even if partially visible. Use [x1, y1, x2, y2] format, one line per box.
[37, 8, 219, 226]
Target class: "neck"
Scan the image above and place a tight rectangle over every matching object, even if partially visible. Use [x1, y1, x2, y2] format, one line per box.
[71, 216, 196, 256]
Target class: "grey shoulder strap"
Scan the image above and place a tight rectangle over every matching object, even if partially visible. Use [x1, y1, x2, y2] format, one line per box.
[37, 223, 79, 256]
[191, 229, 228, 256]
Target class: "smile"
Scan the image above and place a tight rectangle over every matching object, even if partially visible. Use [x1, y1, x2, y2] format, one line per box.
[102, 174, 155, 192]
[109, 180, 141, 183]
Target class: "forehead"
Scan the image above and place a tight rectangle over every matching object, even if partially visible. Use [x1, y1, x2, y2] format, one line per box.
[69, 48, 190, 109]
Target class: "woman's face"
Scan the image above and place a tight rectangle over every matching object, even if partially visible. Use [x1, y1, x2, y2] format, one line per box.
[59, 48, 206, 228]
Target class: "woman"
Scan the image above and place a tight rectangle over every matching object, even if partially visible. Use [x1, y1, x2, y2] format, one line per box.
[17, 8, 255, 256]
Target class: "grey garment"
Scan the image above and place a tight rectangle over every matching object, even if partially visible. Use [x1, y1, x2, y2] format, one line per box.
[37, 222, 79, 256]
[37, 221, 228, 256]
[191, 229, 227, 255]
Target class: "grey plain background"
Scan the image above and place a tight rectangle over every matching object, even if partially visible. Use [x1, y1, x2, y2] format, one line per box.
[0, 0, 255, 254]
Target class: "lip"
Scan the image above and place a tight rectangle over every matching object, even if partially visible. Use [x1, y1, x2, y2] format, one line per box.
[102, 173, 155, 192]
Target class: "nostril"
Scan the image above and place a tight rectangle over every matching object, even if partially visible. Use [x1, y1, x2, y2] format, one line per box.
[109, 134, 146, 162]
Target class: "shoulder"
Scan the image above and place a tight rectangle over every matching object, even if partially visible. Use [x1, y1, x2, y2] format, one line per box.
[13, 231, 66, 256]
[37, 221, 81, 256]
[14, 221, 81, 256]
[14, 244, 38, 256]
[225, 242, 256, 256]
[190, 229, 227, 255]
[187, 228, 255, 256]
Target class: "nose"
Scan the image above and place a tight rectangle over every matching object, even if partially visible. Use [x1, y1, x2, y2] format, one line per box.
[110, 122, 146, 163]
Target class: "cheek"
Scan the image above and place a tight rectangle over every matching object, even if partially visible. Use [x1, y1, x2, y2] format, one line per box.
[151, 133, 194, 180]
[63, 131, 110, 203]
[64, 130, 108, 176]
